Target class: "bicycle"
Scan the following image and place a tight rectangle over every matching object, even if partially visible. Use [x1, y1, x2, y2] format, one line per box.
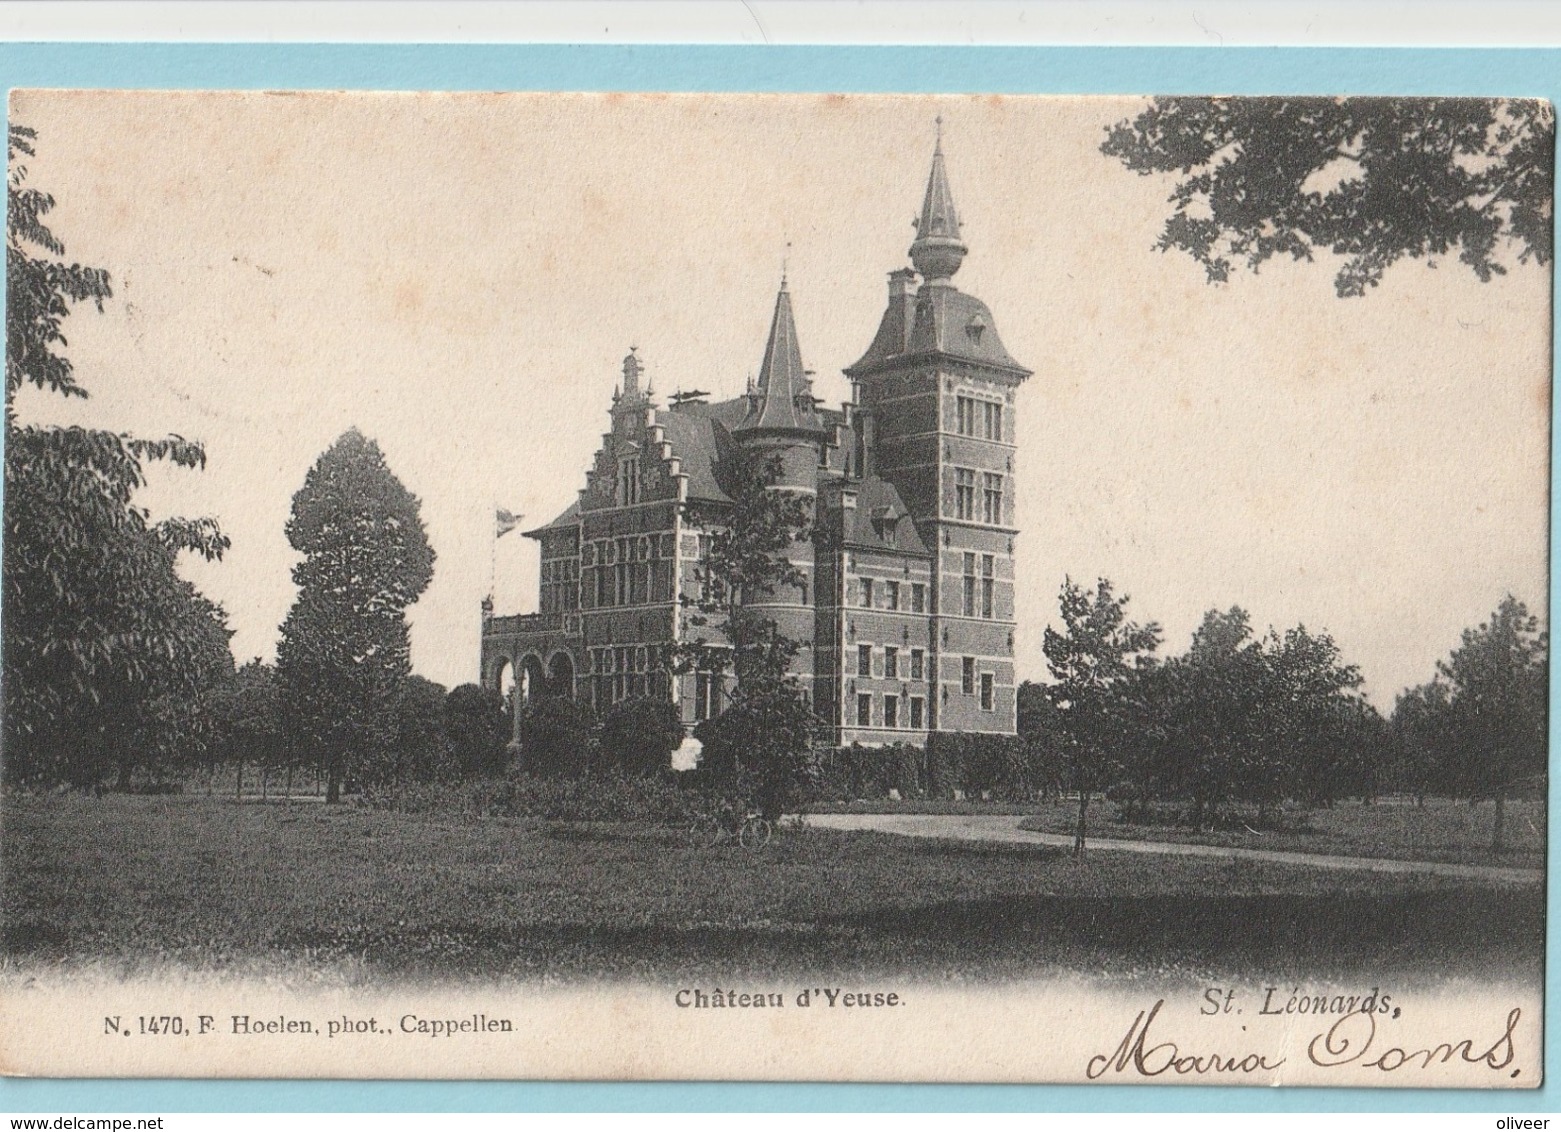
[687, 804, 773, 850]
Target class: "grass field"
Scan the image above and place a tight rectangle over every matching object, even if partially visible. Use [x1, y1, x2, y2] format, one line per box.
[1016, 797, 1545, 869]
[3, 794, 1542, 985]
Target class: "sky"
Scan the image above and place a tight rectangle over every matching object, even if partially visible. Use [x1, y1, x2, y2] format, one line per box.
[10, 90, 1550, 703]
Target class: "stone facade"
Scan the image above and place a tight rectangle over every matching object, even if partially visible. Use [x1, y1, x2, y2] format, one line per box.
[481, 133, 1030, 746]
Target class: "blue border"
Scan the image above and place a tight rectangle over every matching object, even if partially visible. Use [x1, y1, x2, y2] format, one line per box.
[0, 42, 1553, 1114]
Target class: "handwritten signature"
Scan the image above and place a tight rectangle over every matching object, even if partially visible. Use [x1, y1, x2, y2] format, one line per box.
[1086, 999, 1522, 1080]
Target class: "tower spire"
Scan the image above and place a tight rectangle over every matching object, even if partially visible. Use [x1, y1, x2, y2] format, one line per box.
[910, 119, 967, 282]
[740, 277, 819, 433]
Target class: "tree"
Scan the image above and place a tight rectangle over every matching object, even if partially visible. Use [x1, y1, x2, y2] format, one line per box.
[680, 447, 822, 818]
[275, 429, 434, 802]
[3, 123, 233, 786]
[1250, 625, 1367, 818]
[390, 675, 450, 785]
[1391, 679, 1453, 806]
[1016, 681, 1067, 802]
[212, 659, 284, 796]
[444, 683, 510, 777]
[1043, 577, 1161, 855]
[599, 696, 684, 776]
[1102, 97, 1554, 297]
[1149, 607, 1267, 826]
[1434, 595, 1547, 852]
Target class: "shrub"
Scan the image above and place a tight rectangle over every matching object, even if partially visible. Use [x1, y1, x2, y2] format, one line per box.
[818, 743, 923, 801]
[599, 697, 684, 776]
[927, 732, 1030, 800]
[516, 697, 598, 778]
[444, 683, 510, 777]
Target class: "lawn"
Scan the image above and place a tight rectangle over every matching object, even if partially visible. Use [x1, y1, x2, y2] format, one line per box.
[1, 793, 1542, 985]
[1017, 796, 1545, 869]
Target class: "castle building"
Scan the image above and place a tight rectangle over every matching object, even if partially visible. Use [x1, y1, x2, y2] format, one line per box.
[481, 132, 1030, 745]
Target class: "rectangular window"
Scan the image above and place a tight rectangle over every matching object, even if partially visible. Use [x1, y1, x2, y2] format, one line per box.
[858, 644, 873, 677]
[981, 672, 995, 711]
[884, 695, 899, 729]
[955, 468, 976, 521]
[956, 395, 977, 437]
[910, 648, 925, 681]
[857, 693, 873, 727]
[962, 656, 976, 695]
[695, 671, 721, 722]
[981, 553, 995, 619]
[983, 473, 1003, 525]
[885, 580, 900, 611]
[861, 578, 875, 608]
[963, 552, 977, 617]
[911, 582, 927, 613]
[984, 400, 1003, 441]
[909, 697, 925, 730]
[884, 646, 898, 679]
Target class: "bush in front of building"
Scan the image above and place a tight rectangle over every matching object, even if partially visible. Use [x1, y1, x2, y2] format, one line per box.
[598, 696, 685, 776]
[927, 732, 1031, 801]
[515, 697, 599, 777]
[444, 683, 511, 777]
[691, 686, 821, 819]
[817, 743, 923, 802]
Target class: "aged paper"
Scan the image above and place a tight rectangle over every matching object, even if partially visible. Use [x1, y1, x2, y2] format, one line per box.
[0, 90, 1547, 1084]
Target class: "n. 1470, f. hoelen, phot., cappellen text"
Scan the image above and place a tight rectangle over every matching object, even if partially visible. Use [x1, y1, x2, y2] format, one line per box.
[0, 90, 1548, 1085]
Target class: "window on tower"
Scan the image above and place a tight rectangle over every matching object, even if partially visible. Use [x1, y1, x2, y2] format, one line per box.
[963, 552, 977, 617]
[983, 472, 1004, 525]
[983, 400, 1003, 441]
[956, 395, 977, 436]
[955, 468, 976, 520]
[981, 553, 995, 619]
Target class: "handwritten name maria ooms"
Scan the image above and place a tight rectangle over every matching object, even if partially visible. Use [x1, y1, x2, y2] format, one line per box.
[1086, 999, 1523, 1081]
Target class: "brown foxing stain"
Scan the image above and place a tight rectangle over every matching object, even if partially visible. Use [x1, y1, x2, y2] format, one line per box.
[1531, 379, 1551, 417]
[393, 280, 424, 315]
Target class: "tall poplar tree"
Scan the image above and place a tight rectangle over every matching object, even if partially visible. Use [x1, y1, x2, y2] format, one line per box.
[275, 429, 434, 802]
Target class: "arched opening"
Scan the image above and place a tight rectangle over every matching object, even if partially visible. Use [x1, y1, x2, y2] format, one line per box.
[519, 655, 547, 704]
[494, 656, 517, 702]
[548, 652, 576, 700]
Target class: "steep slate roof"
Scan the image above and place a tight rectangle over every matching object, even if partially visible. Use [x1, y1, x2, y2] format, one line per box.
[906, 285, 1026, 372]
[524, 499, 581, 538]
[917, 130, 962, 243]
[843, 476, 932, 557]
[737, 282, 823, 435]
[657, 408, 737, 504]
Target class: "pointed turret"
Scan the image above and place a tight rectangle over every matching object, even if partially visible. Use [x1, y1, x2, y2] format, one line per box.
[739, 278, 821, 434]
[909, 118, 967, 283]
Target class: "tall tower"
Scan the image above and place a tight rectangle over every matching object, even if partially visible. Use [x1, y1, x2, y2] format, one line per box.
[845, 126, 1030, 734]
[733, 279, 826, 677]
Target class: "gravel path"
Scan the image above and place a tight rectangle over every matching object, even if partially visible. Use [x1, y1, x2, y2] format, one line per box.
[802, 812, 1543, 884]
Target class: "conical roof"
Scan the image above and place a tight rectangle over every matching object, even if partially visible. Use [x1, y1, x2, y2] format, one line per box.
[740, 280, 822, 434]
[910, 122, 968, 282]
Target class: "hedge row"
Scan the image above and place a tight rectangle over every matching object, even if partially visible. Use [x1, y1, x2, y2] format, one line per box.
[817, 734, 1037, 802]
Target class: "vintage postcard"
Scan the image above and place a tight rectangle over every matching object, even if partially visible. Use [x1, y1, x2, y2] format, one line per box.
[0, 89, 1547, 1085]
